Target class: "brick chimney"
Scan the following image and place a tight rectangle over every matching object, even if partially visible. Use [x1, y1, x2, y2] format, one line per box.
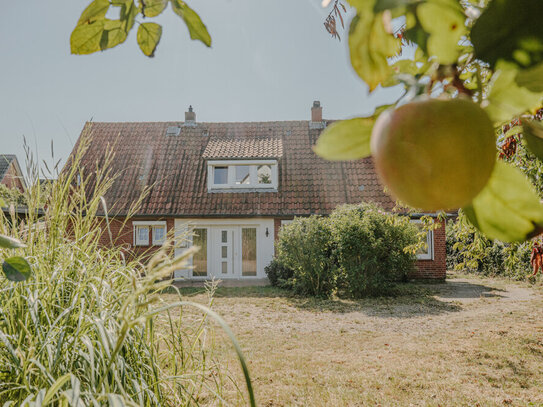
[310, 100, 325, 129]
[185, 105, 196, 125]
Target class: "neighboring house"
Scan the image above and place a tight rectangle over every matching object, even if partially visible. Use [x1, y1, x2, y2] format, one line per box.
[72, 102, 446, 281]
[0, 154, 26, 192]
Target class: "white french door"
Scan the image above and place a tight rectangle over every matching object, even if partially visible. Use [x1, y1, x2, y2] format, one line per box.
[209, 226, 258, 278]
[174, 219, 273, 281]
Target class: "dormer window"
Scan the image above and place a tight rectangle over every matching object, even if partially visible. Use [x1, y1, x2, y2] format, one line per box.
[208, 160, 278, 191]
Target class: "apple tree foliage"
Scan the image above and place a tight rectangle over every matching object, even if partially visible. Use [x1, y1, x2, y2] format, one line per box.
[70, 0, 211, 57]
[314, 0, 543, 243]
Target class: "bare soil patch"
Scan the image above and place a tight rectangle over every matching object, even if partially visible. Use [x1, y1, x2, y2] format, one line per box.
[165, 275, 543, 406]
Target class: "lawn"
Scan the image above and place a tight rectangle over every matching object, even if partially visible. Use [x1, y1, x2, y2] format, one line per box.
[165, 274, 543, 406]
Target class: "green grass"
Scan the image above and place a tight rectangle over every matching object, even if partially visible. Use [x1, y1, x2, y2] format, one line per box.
[0, 139, 253, 406]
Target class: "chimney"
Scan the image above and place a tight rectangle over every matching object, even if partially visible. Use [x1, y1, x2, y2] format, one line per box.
[310, 100, 325, 129]
[185, 105, 196, 124]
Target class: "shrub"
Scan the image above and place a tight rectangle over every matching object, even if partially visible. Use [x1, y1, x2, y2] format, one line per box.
[275, 216, 337, 297]
[446, 211, 531, 280]
[330, 204, 418, 297]
[265, 258, 293, 288]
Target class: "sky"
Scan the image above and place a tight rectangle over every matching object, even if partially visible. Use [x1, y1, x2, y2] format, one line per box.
[0, 0, 402, 174]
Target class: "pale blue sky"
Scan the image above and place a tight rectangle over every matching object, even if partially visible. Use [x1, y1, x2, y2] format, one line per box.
[0, 0, 402, 173]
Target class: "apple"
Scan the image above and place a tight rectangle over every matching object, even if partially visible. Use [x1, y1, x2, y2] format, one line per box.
[370, 97, 496, 210]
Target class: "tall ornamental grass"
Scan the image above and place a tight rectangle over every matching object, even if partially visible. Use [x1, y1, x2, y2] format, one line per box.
[0, 139, 254, 406]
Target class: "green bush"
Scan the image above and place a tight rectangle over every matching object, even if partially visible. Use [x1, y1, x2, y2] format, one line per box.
[275, 216, 337, 297]
[265, 258, 293, 288]
[331, 204, 418, 297]
[446, 211, 531, 280]
[271, 204, 419, 298]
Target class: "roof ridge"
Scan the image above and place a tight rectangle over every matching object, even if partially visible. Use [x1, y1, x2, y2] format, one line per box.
[86, 119, 324, 125]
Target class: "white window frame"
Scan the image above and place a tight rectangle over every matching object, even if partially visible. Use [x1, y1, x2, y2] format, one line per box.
[411, 219, 434, 260]
[207, 160, 278, 191]
[133, 221, 167, 246]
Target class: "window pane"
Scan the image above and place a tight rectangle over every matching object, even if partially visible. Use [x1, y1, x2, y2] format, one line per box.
[153, 226, 165, 245]
[137, 226, 149, 244]
[235, 165, 251, 185]
[222, 246, 228, 258]
[221, 230, 228, 243]
[242, 228, 257, 276]
[214, 166, 228, 184]
[192, 228, 207, 276]
[257, 165, 272, 184]
[222, 261, 228, 274]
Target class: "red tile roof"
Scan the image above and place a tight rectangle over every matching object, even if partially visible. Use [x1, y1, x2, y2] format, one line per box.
[74, 120, 395, 217]
[203, 136, 283, 159]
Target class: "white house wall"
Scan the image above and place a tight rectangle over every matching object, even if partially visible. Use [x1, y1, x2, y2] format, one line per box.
[173, 218, 275, 280]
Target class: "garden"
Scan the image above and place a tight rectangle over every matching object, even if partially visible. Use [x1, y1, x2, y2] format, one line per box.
[3, 0, 543, 405]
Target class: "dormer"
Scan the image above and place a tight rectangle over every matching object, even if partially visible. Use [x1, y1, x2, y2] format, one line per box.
[203, 136, 282, 192]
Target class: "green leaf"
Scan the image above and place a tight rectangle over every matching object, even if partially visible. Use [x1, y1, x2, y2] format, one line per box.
[416, 0, 467, 64]
[484, 61, 543, 124]
[2, 256, 32, 282]
[71, 19, 106, 55]
[171, 0, 212, 47]
[313, 117, 375, 160]
[515, 61, 543, 92]
[463, 161, 543, 242]
[115, 0, 138, 33]
[471, 0, 543, 70]
[72, 0, 138, 54]
[141, 0, 168, 17]
[100, 19, 129, 50]
[137, 22, 163, 57]
[348, 5, 401, 91]
[522, 120, 543, 160]
[0, 234, 25, 249]
[43, 374, 72, 406]
[76, 0, 110, 25]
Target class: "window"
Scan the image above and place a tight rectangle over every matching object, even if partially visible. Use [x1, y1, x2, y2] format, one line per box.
[135, 226, 149, 246]
[257, 165, 272, 184]
[192, 228, 208, 276]
[213, 166, 228, 184]
[208, 160, 278, 190]
[235, 165, 251, 184]
[411, 219, 434, 260]
[153, 225, 166, 245]
[133, 221, 167, 246]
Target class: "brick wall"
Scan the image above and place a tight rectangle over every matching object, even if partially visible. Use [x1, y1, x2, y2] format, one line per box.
[411, 219, 446, 280]
[97, 216, 175, 259]
[101, 215, 446, 280]
[1, 162, 25, 192]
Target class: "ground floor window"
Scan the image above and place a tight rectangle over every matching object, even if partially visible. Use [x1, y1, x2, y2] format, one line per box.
[133, 221, 166, 246]
[411, 219, 434, 260]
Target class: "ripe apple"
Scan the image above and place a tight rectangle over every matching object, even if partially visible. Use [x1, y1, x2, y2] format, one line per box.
[370, 97, 496, 210]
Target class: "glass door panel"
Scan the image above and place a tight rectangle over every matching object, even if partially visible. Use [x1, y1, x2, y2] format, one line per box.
[192, 228, 207, 276]
[242, 228, 257, 276]
[219, 229, 233, 276]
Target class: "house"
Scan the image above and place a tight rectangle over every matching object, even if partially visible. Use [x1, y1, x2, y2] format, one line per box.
[72, 102, 446, 281]
[0, 155, 26, 192]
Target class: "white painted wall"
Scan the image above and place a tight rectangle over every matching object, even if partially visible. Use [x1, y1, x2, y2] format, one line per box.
[173, 218, 275, 280]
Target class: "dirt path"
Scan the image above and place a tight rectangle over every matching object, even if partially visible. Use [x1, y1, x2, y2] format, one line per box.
[169, 276, 543, 406]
